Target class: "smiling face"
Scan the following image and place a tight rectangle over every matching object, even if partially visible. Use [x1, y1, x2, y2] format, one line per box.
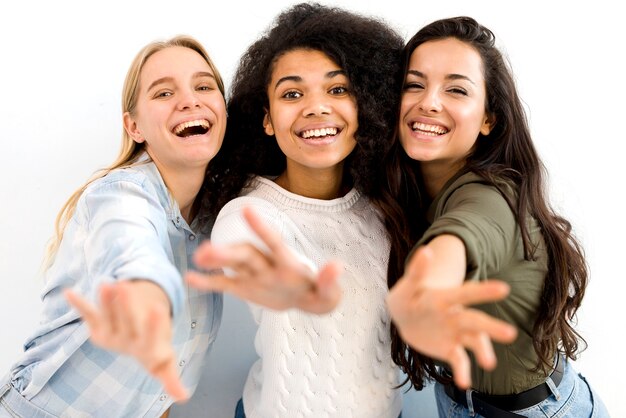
[263, 48, 358, 186]
[399, 38, 492, 181]
[123, 46, 226, 177]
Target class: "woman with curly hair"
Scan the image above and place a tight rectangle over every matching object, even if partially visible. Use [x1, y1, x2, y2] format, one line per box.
[380, 16, 609, 418]
[187, 3, 406, 417]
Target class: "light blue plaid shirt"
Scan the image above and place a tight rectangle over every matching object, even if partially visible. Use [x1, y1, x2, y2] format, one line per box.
[5, 157, 222, 417]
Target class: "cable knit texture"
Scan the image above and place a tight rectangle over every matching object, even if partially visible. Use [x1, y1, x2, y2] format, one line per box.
[211, 176, 401, 418]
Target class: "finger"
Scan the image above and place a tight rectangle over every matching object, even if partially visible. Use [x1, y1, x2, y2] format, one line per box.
[242, 207, 290, 259]
[306, 261, 342, 314]
[447, 345, 472, 389]
[402, 246, 434, 283]
[193, 242, 270, 276]
[156, 361, 189, 403]
[99, 284, 119, 338]
[386, 277, 413, 318]
[455, 309, 517, 344]
[317, 261, 342, 299]
[115, 282, 138, 342]
[145, 309, 188, 402]
[460, 331, 497, 370]
[186, 272, 262, 304]
[186, 271, 238, 293]
[444, 280, 511, 306]
[64, 289, 103, 334]
[192, 241, 234, 268]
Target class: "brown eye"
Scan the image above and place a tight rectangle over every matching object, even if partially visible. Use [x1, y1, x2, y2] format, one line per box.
[155, 91, 173, 99]
[329, 86, 348, 95]
[282, 90, 302, 99]
[448, 88, 468, 96]
[404, 82, 424, 91]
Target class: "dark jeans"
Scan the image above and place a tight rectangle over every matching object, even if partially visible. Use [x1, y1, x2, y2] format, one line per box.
[234, 398, 245, 418]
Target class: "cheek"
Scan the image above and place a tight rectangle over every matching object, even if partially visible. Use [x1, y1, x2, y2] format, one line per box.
[207, 97, 227, 118]
[398, 127, 409, 146]
[399, 93, 418, 115]
[268, 105, 294, 134]
[457, 105, 487, 129]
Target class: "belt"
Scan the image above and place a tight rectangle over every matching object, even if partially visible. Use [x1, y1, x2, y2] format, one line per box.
[443, 354, 564, 417]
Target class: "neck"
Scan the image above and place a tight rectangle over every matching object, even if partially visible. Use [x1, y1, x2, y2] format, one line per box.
[275, 163, 348, 200]
[420, 160, 464, 198]
[154, 162, 205, 224]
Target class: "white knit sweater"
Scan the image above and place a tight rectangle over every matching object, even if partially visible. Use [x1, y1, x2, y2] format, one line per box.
[211, 176, 401, 418]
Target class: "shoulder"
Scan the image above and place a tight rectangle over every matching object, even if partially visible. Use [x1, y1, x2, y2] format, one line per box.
[425, 172, 518, 244]
[438, 172, 514, 216]
[216, 195, 282, 222]
[81, 163, 170, 210]
[85, 163, 159, 196]
[77, 163, 169, 220]
[211, 194, 286, 245]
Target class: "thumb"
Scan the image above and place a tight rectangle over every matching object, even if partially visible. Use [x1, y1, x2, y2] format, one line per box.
[156, 361, 189, 403]
[403, 246, 434, 283]
[145, 307, 189, 402]
[313, 261, 342, 313]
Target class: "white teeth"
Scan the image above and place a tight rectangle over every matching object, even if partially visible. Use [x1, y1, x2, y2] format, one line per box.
[411, 122, 448, 135]
[301, 127, 338, 139]
[173, 119, 210, 135]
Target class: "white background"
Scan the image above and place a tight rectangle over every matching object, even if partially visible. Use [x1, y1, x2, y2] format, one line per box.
[0, 1, 622, 417]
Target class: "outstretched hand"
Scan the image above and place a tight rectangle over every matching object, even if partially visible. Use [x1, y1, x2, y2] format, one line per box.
[186, 206, 342, 314]
[386, 247, 518, 389]
[64, 281, 188, 402]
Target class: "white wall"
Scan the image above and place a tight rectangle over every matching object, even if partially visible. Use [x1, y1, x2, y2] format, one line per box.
[0, 1, 622, 416]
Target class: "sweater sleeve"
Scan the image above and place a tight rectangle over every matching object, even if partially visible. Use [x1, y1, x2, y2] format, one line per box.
[416, 182, 518, 281]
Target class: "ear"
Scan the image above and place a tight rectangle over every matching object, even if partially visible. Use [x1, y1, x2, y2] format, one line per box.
[123, 112, 145, 143]
[263, 110, 274, 136]
[480, 113, 495, 136]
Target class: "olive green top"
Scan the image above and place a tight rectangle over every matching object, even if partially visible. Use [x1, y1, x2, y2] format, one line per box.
[415, 171, 549, 395]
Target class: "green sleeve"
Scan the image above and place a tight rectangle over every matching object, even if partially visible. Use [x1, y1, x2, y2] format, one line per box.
[416, 182, 518, 281]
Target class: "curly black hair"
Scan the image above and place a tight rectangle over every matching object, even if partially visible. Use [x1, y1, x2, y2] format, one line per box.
[204, 2, 403, 215]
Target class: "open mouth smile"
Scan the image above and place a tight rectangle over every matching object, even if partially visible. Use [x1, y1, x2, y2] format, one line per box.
[411, 122, 449, 136]
[173, 119, 211, 138]
[299, 127, 340, 139]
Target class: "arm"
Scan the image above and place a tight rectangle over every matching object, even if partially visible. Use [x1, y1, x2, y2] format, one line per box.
[64, 177, 188, 401]
[387, 236, 516, 389]
[65, 281, 186, 401]
[388, 181, 521, 389]
[187, 205, 342, 314]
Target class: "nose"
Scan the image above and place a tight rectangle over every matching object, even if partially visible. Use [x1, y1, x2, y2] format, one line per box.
[302, 93, 331, 117]
[418, 89, 442, 113]
[177, 89, 201, 110]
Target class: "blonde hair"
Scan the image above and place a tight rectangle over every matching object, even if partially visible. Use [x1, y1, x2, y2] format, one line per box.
[42, 35, 225, 269]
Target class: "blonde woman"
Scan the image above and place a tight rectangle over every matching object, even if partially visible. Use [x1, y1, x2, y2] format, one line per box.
[0, 35, 226, 418]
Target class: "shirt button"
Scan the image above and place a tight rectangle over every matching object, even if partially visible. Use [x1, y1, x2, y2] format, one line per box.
[189, 234, 196, 241]
[160, 395, 167, 401]
[179, 360, 186, 367]
[191, 321, 197, 329]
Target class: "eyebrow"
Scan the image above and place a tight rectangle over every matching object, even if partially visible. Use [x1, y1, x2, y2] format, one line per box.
[273, 69, 347, 91]
[407, 69, 476, 85]
[146, 71, 215, 92]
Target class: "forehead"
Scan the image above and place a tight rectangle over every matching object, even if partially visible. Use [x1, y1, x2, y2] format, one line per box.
[271, 49, 341, 79]
[140, 46, 213, 86]
[409, 38, 484, 79]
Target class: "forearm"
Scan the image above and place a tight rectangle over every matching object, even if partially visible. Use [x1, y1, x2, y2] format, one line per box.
[417, 234, 466, 288]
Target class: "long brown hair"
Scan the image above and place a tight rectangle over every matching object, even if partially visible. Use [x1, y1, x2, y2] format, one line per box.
[376, 16, 588, 389]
